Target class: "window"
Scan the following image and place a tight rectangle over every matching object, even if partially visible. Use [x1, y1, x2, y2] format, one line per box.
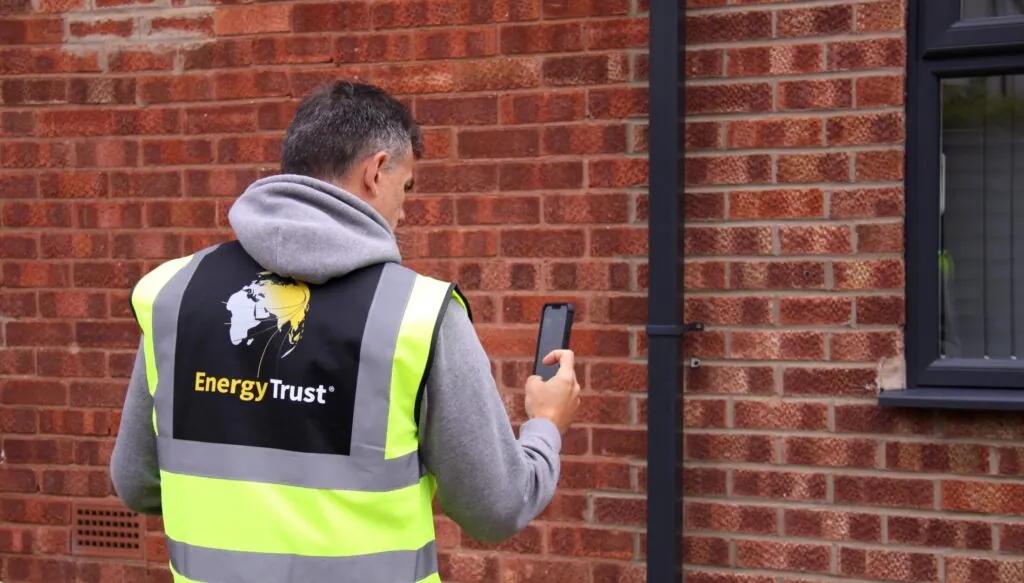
[940, 74, 1024, 361]
[891, 0, 1024, 408]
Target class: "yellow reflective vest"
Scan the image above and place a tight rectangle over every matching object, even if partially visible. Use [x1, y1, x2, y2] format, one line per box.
[129, 241, 470, 583]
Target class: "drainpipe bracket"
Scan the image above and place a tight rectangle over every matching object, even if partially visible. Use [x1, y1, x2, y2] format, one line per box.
[645, 322, 704, 337]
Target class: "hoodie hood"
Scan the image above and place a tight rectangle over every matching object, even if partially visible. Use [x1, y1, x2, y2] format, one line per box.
[227, 174, 401, 285]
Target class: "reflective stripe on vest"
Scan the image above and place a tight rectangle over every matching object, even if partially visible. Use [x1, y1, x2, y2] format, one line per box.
[130, 242, 469, 583]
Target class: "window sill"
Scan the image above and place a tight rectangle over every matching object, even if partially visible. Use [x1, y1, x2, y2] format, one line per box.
[878, 387, 1024, 411]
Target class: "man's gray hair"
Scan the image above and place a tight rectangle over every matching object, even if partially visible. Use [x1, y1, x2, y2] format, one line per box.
[280, 80, 423, 181]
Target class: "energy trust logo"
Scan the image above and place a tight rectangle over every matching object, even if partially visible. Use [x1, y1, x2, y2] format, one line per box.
[192, 271, 333, 405]
[193, 372, 335, 405]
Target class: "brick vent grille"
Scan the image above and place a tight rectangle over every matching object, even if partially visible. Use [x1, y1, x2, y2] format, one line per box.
[71, 503, 144, 559]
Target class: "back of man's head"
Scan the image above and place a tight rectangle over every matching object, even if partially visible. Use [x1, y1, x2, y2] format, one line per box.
[280, 81, 423, 183]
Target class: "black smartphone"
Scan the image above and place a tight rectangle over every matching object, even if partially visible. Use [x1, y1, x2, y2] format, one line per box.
[532, 302, 575, 381]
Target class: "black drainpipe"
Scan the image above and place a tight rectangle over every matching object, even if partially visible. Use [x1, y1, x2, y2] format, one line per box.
[646, 0, 687, 582]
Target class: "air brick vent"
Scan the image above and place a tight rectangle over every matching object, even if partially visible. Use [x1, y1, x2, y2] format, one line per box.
[71, 503, 144, 559]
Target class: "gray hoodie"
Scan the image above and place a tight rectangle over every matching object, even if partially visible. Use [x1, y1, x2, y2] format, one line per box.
[109, 174, 562, 542]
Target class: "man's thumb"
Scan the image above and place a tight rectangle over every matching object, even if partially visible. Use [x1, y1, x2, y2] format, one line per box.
[556, 352, 575, 379]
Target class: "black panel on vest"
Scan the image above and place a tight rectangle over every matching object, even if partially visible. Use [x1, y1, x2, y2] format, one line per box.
[172, 242, 383, 456]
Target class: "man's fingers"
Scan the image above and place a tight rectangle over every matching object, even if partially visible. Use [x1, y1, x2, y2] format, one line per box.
[543, 349, 575, 374]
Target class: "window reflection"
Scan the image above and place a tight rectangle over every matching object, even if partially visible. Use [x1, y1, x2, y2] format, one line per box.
[962, 0, 1024, 19]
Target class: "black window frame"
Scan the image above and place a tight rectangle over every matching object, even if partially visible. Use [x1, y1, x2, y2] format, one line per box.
[880, 0, 1024, 409]
[883, 0, 1024, 409]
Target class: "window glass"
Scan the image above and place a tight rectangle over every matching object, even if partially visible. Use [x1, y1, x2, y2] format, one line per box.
[962, 0, 1024, 19]
[940, 74, 1024, 359]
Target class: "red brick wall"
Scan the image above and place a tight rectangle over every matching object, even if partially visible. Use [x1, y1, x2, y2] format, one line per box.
[6, 0, 1020, 581]
[0, 1, 650, 582]
[683, 1, 1024, 582]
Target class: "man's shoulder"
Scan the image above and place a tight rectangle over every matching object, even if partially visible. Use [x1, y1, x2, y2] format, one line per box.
[130, 243, 226, 304]
[394, 262, 451, 284]
[396, 262, 474, 323]
[434, 295, 480, 359]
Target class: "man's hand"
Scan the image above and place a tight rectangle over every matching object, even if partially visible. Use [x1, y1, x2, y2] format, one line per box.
[524, 349, 581, 435]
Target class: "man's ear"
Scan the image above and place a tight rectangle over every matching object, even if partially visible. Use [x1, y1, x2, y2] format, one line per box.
[362, 151, 389, 198]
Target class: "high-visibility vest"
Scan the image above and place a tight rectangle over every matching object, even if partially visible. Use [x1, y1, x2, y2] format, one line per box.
[129, 240, 471, 583]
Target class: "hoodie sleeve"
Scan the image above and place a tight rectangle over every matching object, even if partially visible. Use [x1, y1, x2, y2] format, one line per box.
[109, 338, 163, 515]
[418, 298, 562, 542]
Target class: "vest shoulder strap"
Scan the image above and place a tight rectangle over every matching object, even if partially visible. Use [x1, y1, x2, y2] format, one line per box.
[400, 268, 473, 431]
[129, 252, 206, 328]
[450, 283, 473, 323]
[410, 270, 472, 317]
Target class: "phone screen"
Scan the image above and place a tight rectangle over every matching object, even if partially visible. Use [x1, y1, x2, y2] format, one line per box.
[534, 304, 572, 381]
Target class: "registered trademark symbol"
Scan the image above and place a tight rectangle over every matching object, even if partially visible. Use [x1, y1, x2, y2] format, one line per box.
[328, 386, 335, 392]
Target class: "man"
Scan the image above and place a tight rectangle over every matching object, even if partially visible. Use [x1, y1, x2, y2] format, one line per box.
[109, 80, 581, 583]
